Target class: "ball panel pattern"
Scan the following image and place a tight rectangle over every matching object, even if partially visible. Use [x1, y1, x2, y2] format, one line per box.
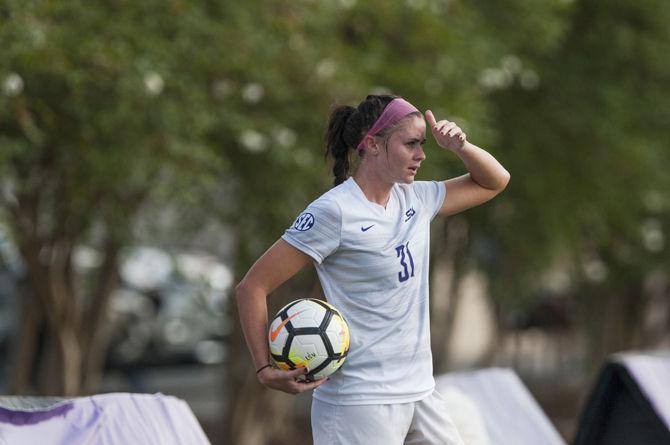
[290, 334, 329, 370]
[288, 304, 327, 329]
[268, 298, 350, 380]
[268, 316, 290, 356]
[325, 314, 350, 358]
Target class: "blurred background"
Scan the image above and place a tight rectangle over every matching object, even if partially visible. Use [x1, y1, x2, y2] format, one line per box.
[1, 0, 669, 444]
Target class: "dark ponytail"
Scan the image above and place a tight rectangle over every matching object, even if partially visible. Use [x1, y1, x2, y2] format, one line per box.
[325, 95, 397, 186]
[325, 105, 356, 186]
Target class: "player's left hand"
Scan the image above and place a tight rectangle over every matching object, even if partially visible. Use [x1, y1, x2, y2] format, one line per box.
[258, 366, 328, 395]
[425, 110, 467, 152]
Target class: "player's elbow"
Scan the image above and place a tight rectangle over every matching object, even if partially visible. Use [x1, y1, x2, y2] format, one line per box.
[234, 277, 266, 303]
[234, 278, 252, 302]
[474, 169, 510, 193]
[497, 169, 511, 191]
[487, 169, 510, 193]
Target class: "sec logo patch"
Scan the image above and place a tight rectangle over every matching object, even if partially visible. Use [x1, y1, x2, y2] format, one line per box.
[293, 212, 315, 231]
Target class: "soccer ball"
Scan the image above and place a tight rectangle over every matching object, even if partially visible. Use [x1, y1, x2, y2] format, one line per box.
[268, 298, 350, 381]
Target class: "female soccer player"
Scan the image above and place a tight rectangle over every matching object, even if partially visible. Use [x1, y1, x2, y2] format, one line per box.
[235, 94, 510, 444]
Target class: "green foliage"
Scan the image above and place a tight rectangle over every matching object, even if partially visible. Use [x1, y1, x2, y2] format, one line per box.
[479, 0, 670, 309]
[0, 0, 221, 244]
[1, 0, 668, 335]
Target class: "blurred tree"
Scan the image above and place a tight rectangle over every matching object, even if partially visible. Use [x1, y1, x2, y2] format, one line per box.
[0, 0, 221, 395]
[1, 0, 669, 444]
[482, 0, 670, 370]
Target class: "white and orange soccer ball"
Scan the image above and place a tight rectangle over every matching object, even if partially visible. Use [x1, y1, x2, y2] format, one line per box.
[268, 298, 350, 381]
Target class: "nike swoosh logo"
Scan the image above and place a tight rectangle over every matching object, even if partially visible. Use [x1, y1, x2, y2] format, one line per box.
[361, 225, 375, 232]
[270, 310, 305, 342]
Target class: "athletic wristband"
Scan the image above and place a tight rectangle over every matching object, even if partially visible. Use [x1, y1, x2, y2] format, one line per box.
[256, 364, 272, 374]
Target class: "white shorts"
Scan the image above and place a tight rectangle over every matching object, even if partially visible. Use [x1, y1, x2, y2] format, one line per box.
[311, 390, 465, 445]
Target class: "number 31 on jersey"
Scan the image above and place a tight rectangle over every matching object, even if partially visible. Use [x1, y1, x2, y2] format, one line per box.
[395, 242, 415, 282]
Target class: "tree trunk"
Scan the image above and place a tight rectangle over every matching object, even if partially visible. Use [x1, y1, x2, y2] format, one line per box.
[81, 241, 120, 393]
[11, 230, 121, 396]
[430, 216, 469, 373]
[8, 291, 43, 394]
[581, 284, 646, 373]
[57, 325, 83, 397]
[45, 239, 83, 395]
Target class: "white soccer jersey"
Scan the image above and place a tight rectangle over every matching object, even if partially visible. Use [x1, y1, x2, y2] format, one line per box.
[282, 177, 446, 405]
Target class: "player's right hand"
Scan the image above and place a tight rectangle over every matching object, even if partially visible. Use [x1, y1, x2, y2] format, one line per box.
[425, 110, 467, 153]
[257, 366, 328, 395]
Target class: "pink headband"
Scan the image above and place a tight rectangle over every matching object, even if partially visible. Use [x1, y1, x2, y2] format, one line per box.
[357, 98, 420, 150]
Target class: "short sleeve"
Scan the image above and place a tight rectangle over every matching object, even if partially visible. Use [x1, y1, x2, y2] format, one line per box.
[411, 180, 446, 220]
[281, 197, 342, 264]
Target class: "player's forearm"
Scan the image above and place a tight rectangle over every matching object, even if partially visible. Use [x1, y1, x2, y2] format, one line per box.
[455, 141, 510, 191]
[234, 281, 271, 370]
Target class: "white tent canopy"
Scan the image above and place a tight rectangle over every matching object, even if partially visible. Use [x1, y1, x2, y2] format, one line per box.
[0, 393, 210, 444]
[436, 368, 566, 445]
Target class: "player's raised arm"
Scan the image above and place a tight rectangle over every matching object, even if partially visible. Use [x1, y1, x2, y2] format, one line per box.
[234, 239, 328, 394]
[425, 110, 510, 217]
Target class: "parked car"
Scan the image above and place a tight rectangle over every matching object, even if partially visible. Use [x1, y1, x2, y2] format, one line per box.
[106, 247, 231, 369]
